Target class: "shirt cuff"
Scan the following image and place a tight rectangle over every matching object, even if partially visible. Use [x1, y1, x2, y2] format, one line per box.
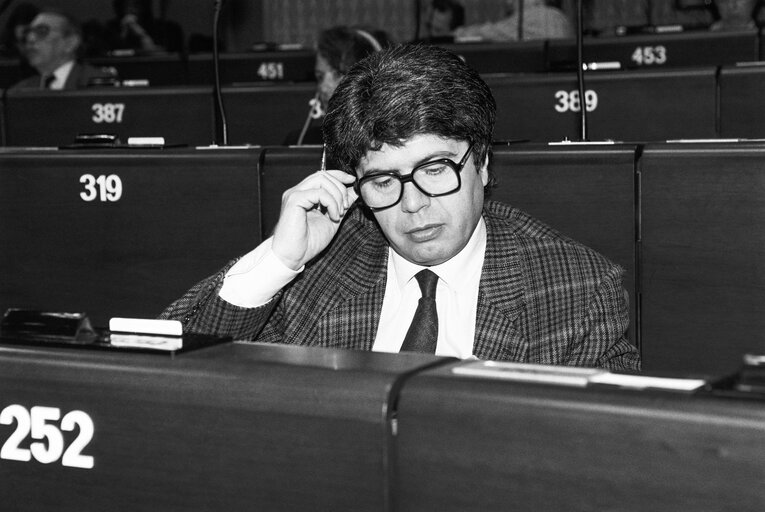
[219, 237, 302, 308]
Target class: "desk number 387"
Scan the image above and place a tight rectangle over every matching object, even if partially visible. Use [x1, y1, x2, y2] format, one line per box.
[0, 404, 94, 469]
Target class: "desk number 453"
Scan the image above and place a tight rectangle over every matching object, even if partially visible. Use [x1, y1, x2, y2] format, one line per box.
[0, 404, 94, 469]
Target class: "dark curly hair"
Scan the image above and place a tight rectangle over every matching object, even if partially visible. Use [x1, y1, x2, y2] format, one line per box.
[323, 43, 496, 189]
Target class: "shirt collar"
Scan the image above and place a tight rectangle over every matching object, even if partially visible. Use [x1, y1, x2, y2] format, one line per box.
[390, 216, 487, 290]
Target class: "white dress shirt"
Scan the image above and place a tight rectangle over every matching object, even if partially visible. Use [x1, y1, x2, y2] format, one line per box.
[44, 61, 74, 90]
[372, 218, 486, 358]
[219, 218, 487, 358]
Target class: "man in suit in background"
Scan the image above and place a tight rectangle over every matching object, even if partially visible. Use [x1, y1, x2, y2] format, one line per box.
[10, 10, 115, 90]
[161, 44, 640, 370]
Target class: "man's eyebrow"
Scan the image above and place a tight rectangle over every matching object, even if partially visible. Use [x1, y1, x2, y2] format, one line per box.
[361, 150, 459, 176]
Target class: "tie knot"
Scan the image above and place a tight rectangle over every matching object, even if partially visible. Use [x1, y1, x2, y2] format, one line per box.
[415, 269, 438, 299]
[43, 74, 55, 88]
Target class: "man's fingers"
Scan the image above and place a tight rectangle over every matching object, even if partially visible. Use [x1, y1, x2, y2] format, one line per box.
[286, 170, 356, 220]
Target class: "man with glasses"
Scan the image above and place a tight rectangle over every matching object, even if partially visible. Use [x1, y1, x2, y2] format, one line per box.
[162, 44, 640, 370]
[10, 10, 115, 90]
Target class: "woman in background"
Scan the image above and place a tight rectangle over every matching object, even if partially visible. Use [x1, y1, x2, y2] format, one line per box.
[103, 0, 184, 54]
[285, 25, 390, 145]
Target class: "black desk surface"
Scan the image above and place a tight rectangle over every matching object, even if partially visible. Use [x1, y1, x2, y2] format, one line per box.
[1, 341, 762, 511]
[0, 341, 448, 511]
[547, 29, 759, 70]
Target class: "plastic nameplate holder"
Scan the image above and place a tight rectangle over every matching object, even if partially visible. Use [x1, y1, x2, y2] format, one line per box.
[108, 317, 183, 351]
[453, 360, 604, 387]
[453, 360, 707, 392]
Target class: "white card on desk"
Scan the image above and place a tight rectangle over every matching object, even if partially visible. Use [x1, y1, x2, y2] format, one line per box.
[109, 317, 182, 336]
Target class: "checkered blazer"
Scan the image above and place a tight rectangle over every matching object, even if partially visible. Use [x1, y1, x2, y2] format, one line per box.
[160, 200, 640, 370]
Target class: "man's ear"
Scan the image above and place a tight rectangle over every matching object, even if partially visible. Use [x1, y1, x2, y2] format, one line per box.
[478, 151, 490, 187]
[63, 34, 81, 56]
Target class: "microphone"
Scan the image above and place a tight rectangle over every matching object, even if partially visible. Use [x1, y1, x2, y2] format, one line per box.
[212, 0, 228, 145]
[296, 93, 324, 145]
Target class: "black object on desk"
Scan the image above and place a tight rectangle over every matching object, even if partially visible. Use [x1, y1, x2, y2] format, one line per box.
[0, 309, 230, 355]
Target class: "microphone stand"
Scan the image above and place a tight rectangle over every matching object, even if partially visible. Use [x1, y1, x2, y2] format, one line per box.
[213, 0, 228, 145]
[517, 0, 524, 41]
[575, 0, 588, 141]
[0, 0, 14, 18]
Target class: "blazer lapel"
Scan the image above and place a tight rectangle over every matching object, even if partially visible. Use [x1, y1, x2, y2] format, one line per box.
[311, 210, 389, 351]
[62, 63, 78, 90]
[472, 209, 528, 361]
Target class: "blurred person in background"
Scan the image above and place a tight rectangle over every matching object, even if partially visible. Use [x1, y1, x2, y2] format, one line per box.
[710, 0, 759, 30]
[418, 0, 465, 41]
[453, 0, 573, 41]
[103, 0, 184, 54]
[10, 9, 116, 90]
[0, 2, 38, 59]
[0, 2, 39, 81]
[285, 25, 390, 145]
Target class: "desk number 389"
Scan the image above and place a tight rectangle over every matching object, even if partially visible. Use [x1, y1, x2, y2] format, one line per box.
[0, 404, 94, 469]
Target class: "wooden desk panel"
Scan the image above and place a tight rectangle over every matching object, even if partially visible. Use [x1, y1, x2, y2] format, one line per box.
[640, 142, 765, 374]
[258, 145, 324, 236]
[3, 86, 215, 147]
[718, 64, 765, 139]
[394, 361, 765, 511]
[187, 51, 316, 85]
[0, 342, 447, 511]
[492, 143, 638, 346]
[548, 29, 758, 70]
[0, 148, 261, 327]
[487, 68, 717, 143]
[222, 83, 317, 146]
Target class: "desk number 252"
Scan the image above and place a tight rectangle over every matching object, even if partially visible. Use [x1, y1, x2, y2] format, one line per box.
[0, 404, 95, 469]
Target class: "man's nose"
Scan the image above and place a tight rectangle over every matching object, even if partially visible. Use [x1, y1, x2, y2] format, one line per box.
[400, 181, 429, 212]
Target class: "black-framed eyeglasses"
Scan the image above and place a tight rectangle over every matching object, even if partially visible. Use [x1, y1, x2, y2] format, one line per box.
[354, 142, 475, 211]
[23, 24, 60, 41]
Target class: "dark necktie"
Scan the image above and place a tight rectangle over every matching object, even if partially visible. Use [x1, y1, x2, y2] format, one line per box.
[42, 74, 55, 89]
[400, 269, 439, 354]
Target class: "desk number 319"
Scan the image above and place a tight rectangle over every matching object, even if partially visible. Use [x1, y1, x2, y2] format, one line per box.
[80, 174, 122, 202]
[0, 404, 95, 469]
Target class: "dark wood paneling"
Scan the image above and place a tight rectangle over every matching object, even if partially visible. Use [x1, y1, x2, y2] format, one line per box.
[394, 361, 765, 511]
[0, 148, 261, 327]
[3, 87, 215, 147]
[0, 342, 448, 511]
[640, 142, 765, 374]
[718, 64, 765, 139]
[222, 83, 316, 146]
[492, 143, 638, 346]
[487, 67, 718, 144]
